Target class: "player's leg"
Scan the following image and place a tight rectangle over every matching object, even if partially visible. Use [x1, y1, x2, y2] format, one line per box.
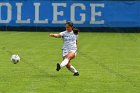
[56, 51, 75, 71]
[66, 62, 79, 76]
[60, 51, 75, 67]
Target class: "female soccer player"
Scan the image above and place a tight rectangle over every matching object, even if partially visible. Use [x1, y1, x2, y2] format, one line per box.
[49, 22, 79, 76]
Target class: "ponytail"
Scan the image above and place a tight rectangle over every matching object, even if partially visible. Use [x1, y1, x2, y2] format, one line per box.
[73, 28, 79, 35]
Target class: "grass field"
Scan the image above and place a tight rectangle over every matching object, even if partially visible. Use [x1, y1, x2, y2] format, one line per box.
[0, 32, 140, 93]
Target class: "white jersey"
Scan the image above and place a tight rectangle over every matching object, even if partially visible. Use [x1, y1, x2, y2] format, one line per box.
[60, 31, 78, 50]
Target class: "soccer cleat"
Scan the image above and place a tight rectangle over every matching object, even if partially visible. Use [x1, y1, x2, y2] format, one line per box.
[56, 63, 61, 71]
[73, 72, 79, 76]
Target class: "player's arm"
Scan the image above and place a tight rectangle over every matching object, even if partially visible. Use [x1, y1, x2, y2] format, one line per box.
[76, 40, 78, 50]
[49, 33, 61, 38]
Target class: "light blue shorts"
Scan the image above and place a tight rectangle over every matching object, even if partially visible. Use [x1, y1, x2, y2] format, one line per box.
[62, 49, 77, 57]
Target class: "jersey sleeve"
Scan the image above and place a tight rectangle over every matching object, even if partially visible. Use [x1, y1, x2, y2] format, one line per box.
[59, 31, 65, 37]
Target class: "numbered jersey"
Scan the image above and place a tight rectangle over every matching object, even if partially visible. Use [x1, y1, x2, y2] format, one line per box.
[60, 31, 78, 50]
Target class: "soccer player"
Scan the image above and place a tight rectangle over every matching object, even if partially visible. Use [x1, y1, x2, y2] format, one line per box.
[49, 22, 79, 76]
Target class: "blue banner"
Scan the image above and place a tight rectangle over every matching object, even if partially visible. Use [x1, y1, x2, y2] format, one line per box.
[0, 1, 140, 27]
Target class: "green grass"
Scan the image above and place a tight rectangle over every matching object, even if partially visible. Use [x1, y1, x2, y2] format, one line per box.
[0, 32, 140, 93]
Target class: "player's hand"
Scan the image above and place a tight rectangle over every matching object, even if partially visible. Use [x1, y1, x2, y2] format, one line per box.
[49, 34, 54, 37]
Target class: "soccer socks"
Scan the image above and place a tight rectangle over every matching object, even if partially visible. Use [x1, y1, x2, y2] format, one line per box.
[68, 65, 78, 73]
[60, 58, 78, 74]
[60, 58, 69, 68]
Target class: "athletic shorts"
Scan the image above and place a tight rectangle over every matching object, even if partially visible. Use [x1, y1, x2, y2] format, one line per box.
[62, 49, 77, 57]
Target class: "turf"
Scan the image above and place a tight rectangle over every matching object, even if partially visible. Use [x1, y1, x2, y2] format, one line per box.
[0, 32, 140, 93]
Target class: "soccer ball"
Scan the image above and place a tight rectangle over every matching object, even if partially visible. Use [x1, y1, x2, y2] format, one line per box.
[11, 54, 20, 64]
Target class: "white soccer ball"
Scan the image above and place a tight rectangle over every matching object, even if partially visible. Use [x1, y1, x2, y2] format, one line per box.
[11, 54, 20, 64]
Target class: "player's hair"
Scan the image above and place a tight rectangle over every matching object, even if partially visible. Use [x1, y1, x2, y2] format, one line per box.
[73, 28, 79, 35]
[65, 22, 79, 35]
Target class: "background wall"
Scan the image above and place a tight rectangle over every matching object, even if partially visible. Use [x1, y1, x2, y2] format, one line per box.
[0, 0, 140, 32]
